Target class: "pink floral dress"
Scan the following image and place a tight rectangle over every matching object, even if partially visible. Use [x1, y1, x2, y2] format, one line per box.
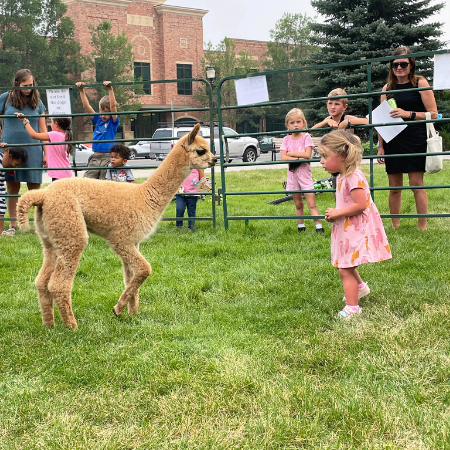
[331, 168, 392, 268]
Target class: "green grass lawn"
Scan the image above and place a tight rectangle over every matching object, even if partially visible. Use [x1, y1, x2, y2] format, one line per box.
[1, 163, 449, 449]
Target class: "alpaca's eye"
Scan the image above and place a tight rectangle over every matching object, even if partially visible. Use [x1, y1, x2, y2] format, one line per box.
[196, 150, 206, 156]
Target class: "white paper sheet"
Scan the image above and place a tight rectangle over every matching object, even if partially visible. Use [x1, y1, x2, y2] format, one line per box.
[366, 100, 407, 143]
[235, 75, 269, 106]
[433, 53, 450, 90]
[46, 88, 71, 116]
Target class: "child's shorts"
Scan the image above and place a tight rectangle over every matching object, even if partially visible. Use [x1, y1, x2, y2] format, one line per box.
[286, 163, 314, 192]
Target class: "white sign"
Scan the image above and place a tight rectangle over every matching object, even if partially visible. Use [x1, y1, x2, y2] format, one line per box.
[235, 75, 269, 106]
[433, 53, 450, 90]
[366, 100, 407, 143]
[46, 89, 71, 115]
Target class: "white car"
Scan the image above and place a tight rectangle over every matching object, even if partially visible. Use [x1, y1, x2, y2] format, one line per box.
[71, 144, 94, 167]
[149, 126, 260, 162]
[127, 141, 151, 159]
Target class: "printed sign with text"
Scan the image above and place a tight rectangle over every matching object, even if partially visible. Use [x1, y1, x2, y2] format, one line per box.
[46, 89, 71, 116]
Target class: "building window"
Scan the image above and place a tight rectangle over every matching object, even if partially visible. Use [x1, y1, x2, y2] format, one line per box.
[177, 64, 192, 95]
[134, 62, 151, 95]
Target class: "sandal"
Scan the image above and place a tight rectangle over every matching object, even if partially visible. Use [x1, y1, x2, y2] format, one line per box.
[338, 305, 362, 319]
[2, 226, 16, 236]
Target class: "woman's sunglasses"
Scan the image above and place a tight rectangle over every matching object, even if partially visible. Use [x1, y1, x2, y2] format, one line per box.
[391, 61, 409, 69]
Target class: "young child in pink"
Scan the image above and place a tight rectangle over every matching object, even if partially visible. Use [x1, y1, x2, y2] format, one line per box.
[319, 130, 392, 319]
[280, 108, 323, 233]
[15, 114, 73, 181]
[176, 168, 205, 231]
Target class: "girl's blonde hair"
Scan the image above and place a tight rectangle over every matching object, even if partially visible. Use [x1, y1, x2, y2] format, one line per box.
[285, 108, 308, 129]
[318, 130, 362, 176]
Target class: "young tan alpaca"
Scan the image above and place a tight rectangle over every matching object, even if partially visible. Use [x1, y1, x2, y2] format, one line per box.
[17, 124, 217, 330]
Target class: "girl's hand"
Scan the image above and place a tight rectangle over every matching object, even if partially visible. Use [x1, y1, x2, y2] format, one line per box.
[103, 81, 112, 88]
[15, 112, 25, 121]
[324, 207, 338, 222]
[42, 155, 48, 168]
[0, 142, 7, 148]
[377, 147, 385, 164]
[389, 108, 408, 119]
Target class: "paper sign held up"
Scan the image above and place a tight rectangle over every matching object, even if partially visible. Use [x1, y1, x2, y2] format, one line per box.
[235, 75, 269, 106]
[46, 89, 71, 116]
[433, 53, 450, 90]
[366, 100, 407, 143]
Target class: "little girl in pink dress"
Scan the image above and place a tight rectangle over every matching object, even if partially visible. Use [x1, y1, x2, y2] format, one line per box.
[319, 130, 392, 319]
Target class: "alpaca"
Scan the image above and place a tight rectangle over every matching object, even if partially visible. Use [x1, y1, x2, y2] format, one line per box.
[17, 124, 217, 330]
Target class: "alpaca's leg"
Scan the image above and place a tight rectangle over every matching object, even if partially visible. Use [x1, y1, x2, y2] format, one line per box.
[122, 248, 140, 315]
[110, 243, 151, 316]
[34, 208, 57, 327]
[48, 248, 84, 330]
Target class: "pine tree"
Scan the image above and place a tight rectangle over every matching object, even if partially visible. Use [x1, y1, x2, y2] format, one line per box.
[306, 0, 444, 122]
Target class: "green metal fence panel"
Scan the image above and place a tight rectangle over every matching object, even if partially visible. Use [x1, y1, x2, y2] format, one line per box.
[216, 49, 450, 229]
[0, 78, 218, 228]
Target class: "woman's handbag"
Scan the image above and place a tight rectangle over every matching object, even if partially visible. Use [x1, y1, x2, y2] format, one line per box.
[425, 112, 443, 174]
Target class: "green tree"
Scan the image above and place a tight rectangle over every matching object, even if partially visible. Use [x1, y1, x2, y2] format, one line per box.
[83, 21, 143, 119]
[305, 0, 444, 123]
[194, 37, 255, 128]
[263, 12, 318, 129]
[264, 13, 318, 101]
[0, 0, 85, 88]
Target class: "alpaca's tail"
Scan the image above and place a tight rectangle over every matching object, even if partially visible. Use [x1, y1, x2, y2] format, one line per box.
[17, 189, 46, 231]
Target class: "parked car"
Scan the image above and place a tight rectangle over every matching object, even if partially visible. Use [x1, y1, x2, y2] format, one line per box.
[259, 136, 274, 153]
[149, 126, 260, 162]
[127, 141, 151, 159]
[71, 144, 94, 167]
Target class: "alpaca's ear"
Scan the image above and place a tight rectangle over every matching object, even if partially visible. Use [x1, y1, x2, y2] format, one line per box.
[186, 123, 201, 147]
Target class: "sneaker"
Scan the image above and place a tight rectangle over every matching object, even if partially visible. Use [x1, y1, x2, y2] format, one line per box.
[338, 305, 362, 319]
[298, 227, 306, 233]
[342, 283, 370, 302]
[316, 227, 325, 234]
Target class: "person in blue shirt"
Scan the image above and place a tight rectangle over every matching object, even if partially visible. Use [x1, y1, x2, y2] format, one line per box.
[76, 81, 119, 179]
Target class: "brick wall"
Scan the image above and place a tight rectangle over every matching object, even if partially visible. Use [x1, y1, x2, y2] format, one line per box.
[231, 39, 268, 70]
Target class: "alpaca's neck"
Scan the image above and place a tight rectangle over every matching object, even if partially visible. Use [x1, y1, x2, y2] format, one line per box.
[141, 145, 191, 214]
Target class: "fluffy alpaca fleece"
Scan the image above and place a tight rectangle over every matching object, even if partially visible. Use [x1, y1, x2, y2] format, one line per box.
[17, 124, 217, 330]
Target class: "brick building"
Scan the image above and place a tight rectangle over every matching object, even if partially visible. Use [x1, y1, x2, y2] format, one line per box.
[62, 0, 269, 139]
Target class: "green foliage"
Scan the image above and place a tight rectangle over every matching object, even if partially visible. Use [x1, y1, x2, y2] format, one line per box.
[1, 163, 450, 448]
[0, 0, 85, 88]
[264, 13, 318, 102]
[194, 37, 255, 126]
[83, 21, 143, 118]
[305, 0, 445, 123]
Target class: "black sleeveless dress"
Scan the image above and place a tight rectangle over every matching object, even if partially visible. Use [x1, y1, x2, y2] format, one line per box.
[384, 81, 427, 174]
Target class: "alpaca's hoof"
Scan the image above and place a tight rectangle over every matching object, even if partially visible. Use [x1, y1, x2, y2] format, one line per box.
[43, 321, 55, 328]
[112, 306, 120, 317]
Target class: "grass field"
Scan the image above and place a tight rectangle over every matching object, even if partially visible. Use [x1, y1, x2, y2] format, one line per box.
[1, 163, 449, 449]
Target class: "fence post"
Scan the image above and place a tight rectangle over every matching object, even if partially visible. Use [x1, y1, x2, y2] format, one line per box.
[367, 62, 375, 200]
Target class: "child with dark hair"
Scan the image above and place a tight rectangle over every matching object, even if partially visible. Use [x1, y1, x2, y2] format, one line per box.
[105, 144, 135, 183]
[0, 143, 28, 234]
[16, 113, 74, 181]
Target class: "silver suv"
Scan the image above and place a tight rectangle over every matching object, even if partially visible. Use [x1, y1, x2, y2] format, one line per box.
[149, 126, 260, 162]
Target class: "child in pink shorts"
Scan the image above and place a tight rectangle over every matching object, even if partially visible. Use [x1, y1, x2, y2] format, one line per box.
[280, 108, 324, 233]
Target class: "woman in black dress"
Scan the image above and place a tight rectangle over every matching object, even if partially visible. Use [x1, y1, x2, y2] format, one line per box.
[377, 46, 438, 230]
